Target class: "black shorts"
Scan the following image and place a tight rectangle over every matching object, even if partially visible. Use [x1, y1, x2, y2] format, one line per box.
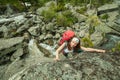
[73, 49, 83, 53]
[63, 53, 69, 58]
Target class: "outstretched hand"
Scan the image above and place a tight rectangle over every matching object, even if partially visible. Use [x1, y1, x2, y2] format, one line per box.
[96, 50, 106, 53]
[54, 58, 60, 61]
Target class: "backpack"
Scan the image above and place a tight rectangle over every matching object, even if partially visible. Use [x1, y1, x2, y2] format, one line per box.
[59, 30, 75, 45]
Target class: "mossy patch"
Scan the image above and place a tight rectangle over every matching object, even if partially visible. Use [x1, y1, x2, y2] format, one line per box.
[111, 41, 120, 53]
[76, 7, 87, 15]
[81, 37, 94, 47]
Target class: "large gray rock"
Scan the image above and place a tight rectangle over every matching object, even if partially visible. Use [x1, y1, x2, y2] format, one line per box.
[106, 21, 120, 33]
[72, 12, 87, 23]
[0, 25, 8, 38]
[0, 37, 24, 64]
[16, 19, 32, 34]
[10, 48, 23, 61]
[0, 37, 24, 50]
[46, 22, 54, 31]
[98, 3, 119, 15]
[28, 39, 44, 57]
[28, 24, 40, 36]
[3, 39, 53, 80]
[0, 18, 14, 25]
[90, 30, 103, 46]
[7, 52, 120, 80]
[0, 44, 22, 64]
[100, 34, 120, 50]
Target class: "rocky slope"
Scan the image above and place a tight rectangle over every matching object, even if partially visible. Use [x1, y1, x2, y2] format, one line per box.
[0, 1, 120, 80]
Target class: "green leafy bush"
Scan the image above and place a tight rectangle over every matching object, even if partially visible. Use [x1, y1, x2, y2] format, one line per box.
[37, 0, 51, 7]
[56, 10, 78, 27]
[56, 13, 68, 27]
[87, 15, 101, 27]
[55, 3, 67, 12]
[0, 0, 25, 11]
[41, 9, 56, 22]
[40, 1, 58, 22]
[86, 15, 101, 35]
[0, 0, 114, 12]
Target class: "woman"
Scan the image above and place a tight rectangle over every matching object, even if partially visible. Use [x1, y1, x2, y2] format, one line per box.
[54, 37, 105, 61]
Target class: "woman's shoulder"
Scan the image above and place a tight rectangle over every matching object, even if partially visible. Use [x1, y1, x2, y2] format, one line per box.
[64, 41, 68, 46]
[60, 42, 67, 47]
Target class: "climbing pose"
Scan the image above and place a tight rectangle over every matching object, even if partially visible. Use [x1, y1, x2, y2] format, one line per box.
[54, 30, 105, 61]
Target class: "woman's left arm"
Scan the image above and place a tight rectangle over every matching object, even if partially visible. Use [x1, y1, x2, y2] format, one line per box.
[81, 46, 106, 53]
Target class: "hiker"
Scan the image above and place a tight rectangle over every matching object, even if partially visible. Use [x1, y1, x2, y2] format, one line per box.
[54, 30, 106, 61]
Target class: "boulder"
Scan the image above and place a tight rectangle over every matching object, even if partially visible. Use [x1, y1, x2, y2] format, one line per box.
[98, 4, 119, 15]
[0, 37, 24, 50]
[7, 52, 120, 80]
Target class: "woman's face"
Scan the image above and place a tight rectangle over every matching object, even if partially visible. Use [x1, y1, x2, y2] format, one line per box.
[70, 40, 78, 48]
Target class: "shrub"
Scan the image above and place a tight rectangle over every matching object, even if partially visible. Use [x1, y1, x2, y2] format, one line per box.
[56, 13, 68, 27]
[56, 11, 78, 27]
[87, 15, 101, 27]
[86, 15, 101, 35]
[55, 3, 67, 12]
[41, 9, 56, 22]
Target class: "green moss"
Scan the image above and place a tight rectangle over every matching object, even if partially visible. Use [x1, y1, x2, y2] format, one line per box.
[111, 42, 120, 53]
[81, 37, 94, 47]
[89, 26, 95, 35]
[100, 13, 109, 20]
[76, 7, 87, 14]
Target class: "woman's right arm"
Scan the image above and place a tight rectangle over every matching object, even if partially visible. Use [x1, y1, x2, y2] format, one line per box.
[55, 43, 66, 61]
